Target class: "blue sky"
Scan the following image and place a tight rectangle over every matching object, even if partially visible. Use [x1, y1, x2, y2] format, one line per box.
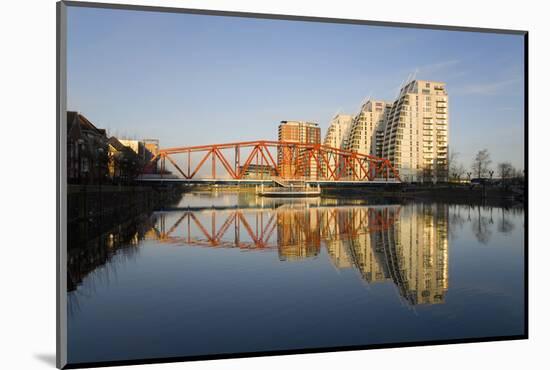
[67, 6, 525, 170]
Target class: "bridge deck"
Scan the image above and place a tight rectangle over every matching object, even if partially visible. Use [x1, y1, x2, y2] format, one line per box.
[137, 177, 400, 185]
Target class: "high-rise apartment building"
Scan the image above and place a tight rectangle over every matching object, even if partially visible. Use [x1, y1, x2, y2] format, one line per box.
[323, 114, 353, 177]
[278, 120, 321, 179]
[381, 80, 448, 182]
[323, 114, 353, 149]
[346, 100, 391, 156]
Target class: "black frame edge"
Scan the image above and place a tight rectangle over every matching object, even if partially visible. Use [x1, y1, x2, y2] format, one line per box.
[62, 0, 527, 35]
[523, 32, 529, 338]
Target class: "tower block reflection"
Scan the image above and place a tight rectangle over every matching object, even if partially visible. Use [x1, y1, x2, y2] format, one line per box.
[337, 204, 449, 305]
[277, 208, 321, 261]
[151, 203, 448, 306]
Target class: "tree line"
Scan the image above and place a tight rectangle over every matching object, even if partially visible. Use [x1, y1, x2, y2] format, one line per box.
[448, 149, 524, 182]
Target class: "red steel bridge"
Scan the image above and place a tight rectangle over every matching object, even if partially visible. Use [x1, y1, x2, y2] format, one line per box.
[141, 140, 400, 184]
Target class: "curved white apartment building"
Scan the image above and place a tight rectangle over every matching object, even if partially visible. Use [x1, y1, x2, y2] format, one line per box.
[381, 80, 448, 183]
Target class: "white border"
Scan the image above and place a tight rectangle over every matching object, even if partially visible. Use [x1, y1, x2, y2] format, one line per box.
[2, 0, 546, 369]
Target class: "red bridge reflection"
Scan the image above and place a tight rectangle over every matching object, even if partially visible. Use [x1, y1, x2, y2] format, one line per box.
[148, 206, 400, 255]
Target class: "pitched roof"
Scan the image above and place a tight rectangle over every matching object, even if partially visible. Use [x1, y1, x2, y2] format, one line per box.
[108, 136, 127, 152]
[67, 111, 107, 138]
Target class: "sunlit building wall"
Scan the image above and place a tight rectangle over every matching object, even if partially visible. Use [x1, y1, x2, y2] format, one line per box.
[143, 138, 159, 163]
[346, 100, 392, 176]
[277, 120, 321, 179]
[324, 114, 354, 149]
[322, 114, 353, 177]
[346, 100, 392, 155]
[119, 139, 143, 156]
[381, 80, 449, 182]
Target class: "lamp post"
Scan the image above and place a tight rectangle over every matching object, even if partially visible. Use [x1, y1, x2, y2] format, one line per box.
[97, 147, 105, 215]
[123, 158, 129, 184]
[97, 147, 104, 184]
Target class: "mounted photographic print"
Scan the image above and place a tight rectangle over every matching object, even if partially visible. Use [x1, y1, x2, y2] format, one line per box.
[56, 1, 528, 368]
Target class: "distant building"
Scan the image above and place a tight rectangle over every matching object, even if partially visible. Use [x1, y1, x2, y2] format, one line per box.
[322, 115, 353, 177]
[118, 138, 161, 175]
[142, 139, 160, 173]
[142, 139, 159, 161]
[119, 139, 145, 159]
[67, 111, 109, 184]
[107, 137, 142, 182]
[239, 164, 273, 179]
[381, 80, 449, 182]
[277, 120, 321, 179]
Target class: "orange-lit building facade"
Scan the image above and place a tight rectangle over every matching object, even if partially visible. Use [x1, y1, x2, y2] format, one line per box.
[277, 120, 321, 179]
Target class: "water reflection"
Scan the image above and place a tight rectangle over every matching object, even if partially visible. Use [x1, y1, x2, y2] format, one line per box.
[68, 197, 524, 309]
[67, 213, 156, 292]
[67, 195, 525, 362]
[447, 204, 522, 244]
[145, 204, 450, 306]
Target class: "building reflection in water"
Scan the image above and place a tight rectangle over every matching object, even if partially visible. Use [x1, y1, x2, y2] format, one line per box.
[68, 202, 524, 311]
[149, 203, 449, 306]
[322, 205, 448, 305]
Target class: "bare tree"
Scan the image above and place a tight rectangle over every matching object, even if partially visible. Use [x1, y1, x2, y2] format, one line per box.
[471, 149, 492, 178]
[447, 151, 466, 182]
[497, 162, 514, 180]
[448, 150, 459, 172]
[448, 151, 458, 181]
[512, 168, 525, 180]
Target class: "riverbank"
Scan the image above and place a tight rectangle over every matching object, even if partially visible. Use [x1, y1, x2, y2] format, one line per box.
[178, 183, 524, 207]
[67, 184, 184, 248]
[322, 184, 524, 207]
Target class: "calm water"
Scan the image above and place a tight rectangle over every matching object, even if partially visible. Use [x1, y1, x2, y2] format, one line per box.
[67, 191, 525, 364]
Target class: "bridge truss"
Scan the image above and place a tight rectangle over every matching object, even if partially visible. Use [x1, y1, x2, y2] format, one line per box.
[147, 140, 400, 182]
